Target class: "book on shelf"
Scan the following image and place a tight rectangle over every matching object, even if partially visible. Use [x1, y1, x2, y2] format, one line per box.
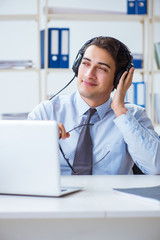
[113, 185, 160, 206]
[0, 60, 33, 69]
[154, 42, 160, 69]
[132, 53, 143, 68]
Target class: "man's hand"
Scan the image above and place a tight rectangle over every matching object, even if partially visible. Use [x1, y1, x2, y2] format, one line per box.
[111, 67, 135, 117]
[58, 122, 70, 140]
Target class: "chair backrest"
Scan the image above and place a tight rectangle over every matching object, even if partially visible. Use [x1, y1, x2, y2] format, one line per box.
[132, 164, 144, 174]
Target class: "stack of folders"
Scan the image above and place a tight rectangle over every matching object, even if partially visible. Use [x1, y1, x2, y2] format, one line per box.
[41, 28, 70, 69]
[113, 185, 160, 207]
[1, 113, 29, 120]
[127, 0, 147, 14]
[154, 42, 160, 69]
[125, 53, 145, 107]
[0, 60, 33, 69]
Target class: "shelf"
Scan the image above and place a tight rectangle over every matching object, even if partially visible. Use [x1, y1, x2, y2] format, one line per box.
[135, 68, 149, 73]
[48, 13, 148, 22]
[46, 68, 72, 74]
[0, 14, 38, 21]
[151, 70, 160, 74]
[0, 68, 39, 72]
[153, 16, 160, 22]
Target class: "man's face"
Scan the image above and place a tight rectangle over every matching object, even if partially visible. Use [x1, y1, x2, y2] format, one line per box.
[77, 45, 116, 107]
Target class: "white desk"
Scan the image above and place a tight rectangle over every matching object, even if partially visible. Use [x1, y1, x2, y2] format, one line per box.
[0, 175, 160, 240]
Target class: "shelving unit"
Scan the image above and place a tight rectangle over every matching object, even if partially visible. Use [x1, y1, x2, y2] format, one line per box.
[1, 0, 159, 131]
[42, 0, 149, 106]
[0, 0, 41, 114]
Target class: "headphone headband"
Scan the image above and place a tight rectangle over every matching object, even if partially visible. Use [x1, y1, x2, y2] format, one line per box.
[72, 36, 133, 89]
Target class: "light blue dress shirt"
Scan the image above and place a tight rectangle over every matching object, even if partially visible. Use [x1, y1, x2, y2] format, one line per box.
[28, 91, 160, 175]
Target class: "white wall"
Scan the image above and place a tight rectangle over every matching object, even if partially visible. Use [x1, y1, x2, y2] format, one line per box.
[0, 0, 159, 114]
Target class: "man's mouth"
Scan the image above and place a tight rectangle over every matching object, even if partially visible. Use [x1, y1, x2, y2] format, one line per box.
[82, 80, 97, 87]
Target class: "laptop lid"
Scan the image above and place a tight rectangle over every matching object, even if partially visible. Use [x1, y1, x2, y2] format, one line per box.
[0, 120, 81, 197]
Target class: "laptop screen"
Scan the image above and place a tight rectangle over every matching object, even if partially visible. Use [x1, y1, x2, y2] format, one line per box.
[0, 120, 62, 196]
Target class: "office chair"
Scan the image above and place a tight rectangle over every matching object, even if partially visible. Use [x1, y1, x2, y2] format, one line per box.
[132, 164, 144, 174]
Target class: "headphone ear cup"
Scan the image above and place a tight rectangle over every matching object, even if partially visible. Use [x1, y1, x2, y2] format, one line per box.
[72, 38, 96, 77]
[72, 53, 83, 76]
[114, 68, 126, 89]
[114, 63, 133, 88]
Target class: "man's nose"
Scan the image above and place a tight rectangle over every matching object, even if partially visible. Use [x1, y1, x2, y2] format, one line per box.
[85, 66, 96, 78]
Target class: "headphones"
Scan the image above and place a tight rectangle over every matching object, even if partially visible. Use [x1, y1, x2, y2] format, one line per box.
[72, 36, 133, 89]
[49, 36, 133, 100]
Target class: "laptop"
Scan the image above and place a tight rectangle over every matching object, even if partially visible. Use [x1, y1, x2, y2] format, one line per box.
[0, 120, 82, 197]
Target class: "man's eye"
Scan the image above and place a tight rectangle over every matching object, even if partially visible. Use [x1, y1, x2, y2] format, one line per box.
[98, 67, 107, 72]
[82, 61, 89, 66]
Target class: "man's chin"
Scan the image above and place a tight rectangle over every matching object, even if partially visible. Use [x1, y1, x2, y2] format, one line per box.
[78, 88, 110, 106]
[78, 88, 94, 99]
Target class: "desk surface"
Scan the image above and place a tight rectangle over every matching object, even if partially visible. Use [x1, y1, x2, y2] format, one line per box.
[0, 175, 160, 219]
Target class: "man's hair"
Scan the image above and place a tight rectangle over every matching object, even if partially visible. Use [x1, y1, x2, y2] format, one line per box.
[83, 36, 130, 77]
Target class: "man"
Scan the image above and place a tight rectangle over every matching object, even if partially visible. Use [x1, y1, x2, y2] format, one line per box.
[28, 36, 160, 175]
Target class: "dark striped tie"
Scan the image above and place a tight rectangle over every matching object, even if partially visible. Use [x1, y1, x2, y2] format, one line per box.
[72, 108, 96, 175]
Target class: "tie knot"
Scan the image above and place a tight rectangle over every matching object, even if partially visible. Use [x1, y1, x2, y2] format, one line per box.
[86, 108, 96, 124]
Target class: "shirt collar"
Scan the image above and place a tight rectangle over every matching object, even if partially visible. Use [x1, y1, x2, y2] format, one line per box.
[96, 98, 112, 119]
[75, 91, 112, 119]
[75, 91, 90, 117]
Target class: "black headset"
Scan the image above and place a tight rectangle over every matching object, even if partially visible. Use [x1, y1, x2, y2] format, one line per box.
[72, 36, 133, 89]
[49, 36, 133, 100]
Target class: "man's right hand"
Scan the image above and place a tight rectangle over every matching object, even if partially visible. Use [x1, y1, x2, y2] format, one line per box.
[58, 123, 70, 140]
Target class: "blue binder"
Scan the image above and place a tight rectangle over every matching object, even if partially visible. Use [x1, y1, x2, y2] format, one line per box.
[40, 28, 60, 68]
[126, 82, 146, 107]
[48, 28, 60, 68]
[134, 82, 146, 107]
[125, 83, 134, 103]
[127, 0, 136, 14]
[132, 53, 143, 68]
[59, 28, 70, 68]
[137, 0, 147, 14]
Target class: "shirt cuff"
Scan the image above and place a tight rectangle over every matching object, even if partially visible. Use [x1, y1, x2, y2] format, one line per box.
[113, 110, 139, 134]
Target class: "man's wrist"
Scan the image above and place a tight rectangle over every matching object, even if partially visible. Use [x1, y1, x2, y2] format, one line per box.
[113, 107, 127, 117]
